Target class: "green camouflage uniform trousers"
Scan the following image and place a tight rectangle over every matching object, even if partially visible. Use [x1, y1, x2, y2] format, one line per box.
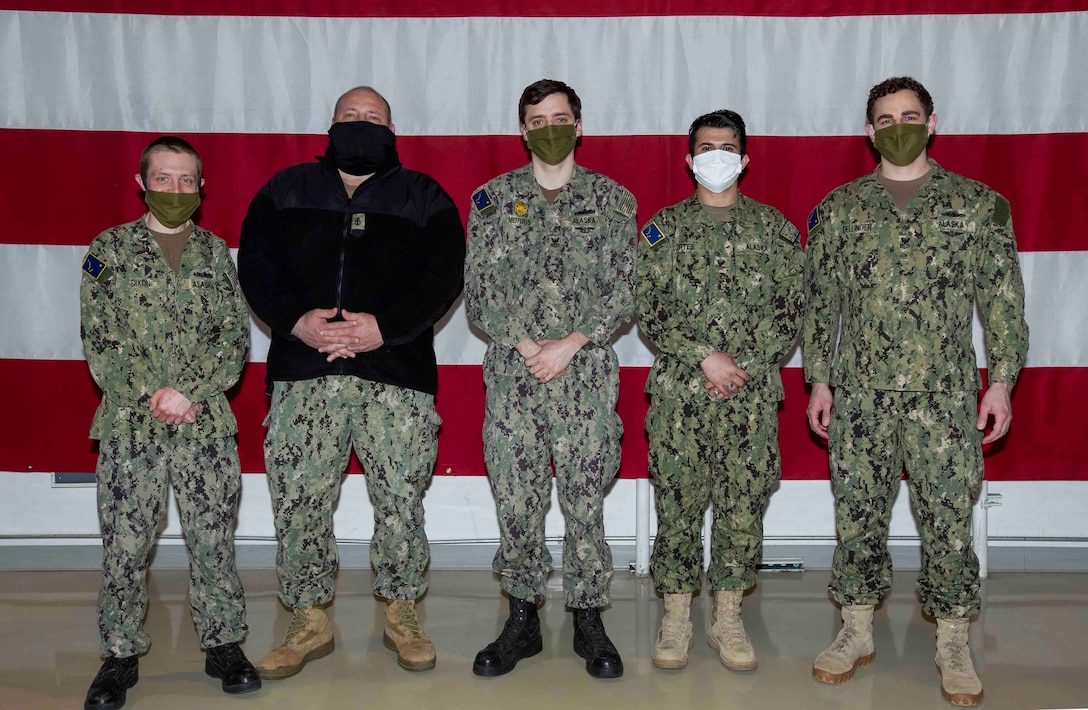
[646, 395, 781, 593]
[96, 435, 246, 656]
[803, 161, 1029, 618]
[80, 217, 251, 658]
[465, 163, 637, 607]
[829, 387, 982, 618]
[482, 351, 622, 607]
[637, 195, 803, 594]
[264, 376, 440, 607]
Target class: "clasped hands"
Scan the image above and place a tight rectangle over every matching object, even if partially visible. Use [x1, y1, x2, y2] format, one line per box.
[516, 333, 589, 383]
[293, 308, 384, 362]
[701, 352, 749, 401]
[149, 387, 198, 425]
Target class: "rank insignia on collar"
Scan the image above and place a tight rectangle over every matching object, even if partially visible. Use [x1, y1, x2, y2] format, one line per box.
[472, 188, 496, 216]
[641, 221, 666, 247]
[82, 252, 111, 282]
[514, 200, 529, 216]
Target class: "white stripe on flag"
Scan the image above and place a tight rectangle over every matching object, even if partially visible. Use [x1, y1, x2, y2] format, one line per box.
[2, 11, 1087, 136]
[3, 243, 1082, 369]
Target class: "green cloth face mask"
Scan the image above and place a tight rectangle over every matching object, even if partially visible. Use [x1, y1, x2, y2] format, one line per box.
[144, 190, 201, 229]
[872, 123, 929, 167]
[525, 124, 578, 165]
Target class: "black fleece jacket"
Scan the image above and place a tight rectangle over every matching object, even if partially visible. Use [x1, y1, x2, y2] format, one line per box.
[238, 158, 465, 395]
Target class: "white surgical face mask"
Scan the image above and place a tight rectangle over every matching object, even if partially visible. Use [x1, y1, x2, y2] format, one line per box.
[691, 149, 743, 193]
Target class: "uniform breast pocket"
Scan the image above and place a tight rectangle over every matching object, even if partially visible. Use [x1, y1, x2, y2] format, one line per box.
[733, 250, 770, 302]
[673, 251, 708, 308]
[847, 247, 883, 290]
[923, 234, 971, 288]
[180, 275, 219, 316]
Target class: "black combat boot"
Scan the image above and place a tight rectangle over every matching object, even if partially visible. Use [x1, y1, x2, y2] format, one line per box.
[573, 608, 623, 679]
[205, 642, 262, 694]
[472, 596, 543, 676]
[84, 655, 138, 710]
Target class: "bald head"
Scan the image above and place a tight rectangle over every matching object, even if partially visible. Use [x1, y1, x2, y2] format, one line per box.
[332, 86, 393, 127]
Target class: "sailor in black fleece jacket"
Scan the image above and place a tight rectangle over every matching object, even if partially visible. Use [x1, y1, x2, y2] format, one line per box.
[238, 85, 464, 680]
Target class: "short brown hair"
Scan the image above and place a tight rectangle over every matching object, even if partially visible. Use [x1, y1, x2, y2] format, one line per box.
[140, 136, 202, 185]
[518, 79, 582, 125]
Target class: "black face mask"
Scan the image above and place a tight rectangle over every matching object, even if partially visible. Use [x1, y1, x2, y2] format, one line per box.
[325, 120, 399, 176]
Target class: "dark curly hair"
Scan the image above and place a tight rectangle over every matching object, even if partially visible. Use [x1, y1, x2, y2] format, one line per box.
[867, 77, 934, 125]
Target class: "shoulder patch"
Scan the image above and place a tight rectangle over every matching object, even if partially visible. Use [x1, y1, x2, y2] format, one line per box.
[779, 221, 801, 245]
[993, 195, 1011, 228]
[613, 187, 636, 219]
[471, 187, 496, 216]
[224, 264, 241, 292]
[641, 221, 667, 247]
[807, 208, 821, 233]
[82, 252, 111, 282]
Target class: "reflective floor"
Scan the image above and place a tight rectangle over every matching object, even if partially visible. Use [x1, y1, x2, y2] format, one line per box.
[1, 568, 1086, 709]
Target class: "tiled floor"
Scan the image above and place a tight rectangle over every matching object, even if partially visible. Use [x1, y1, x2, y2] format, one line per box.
[1, 568, 1086, 709]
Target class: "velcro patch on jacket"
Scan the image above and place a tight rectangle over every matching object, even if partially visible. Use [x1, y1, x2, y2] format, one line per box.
[641, 221, 666, 247]
[779, 222, 801, 245]
[993, 195, 1011, 227]
[82, 253, 111, 282]
[614, 188, 636, 219]
[472, 188, 496, 216]
[225, 267, 241, 292]
[807, 208, 821, 234]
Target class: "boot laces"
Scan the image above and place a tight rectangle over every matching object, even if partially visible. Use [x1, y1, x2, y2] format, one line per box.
[660, 614, 688, 645]
[395, 602, 425, 639]
[94, 657, 135, 684]
[211, 642, 245, 666]
[493, 611, 531, 651]
[716, 616, 749, 648]
[713, 597, 746, 645]
[286, 609, 312, 638]
[578, 613, 604, 639]
[829, 621, 861, 654]
[939, 624, 973, 674]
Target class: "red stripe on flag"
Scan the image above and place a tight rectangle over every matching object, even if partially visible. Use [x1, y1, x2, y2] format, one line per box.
[3, 129, 1084, 252]
[3, 360, 1084, 481]
[4, 1, 1085, 17]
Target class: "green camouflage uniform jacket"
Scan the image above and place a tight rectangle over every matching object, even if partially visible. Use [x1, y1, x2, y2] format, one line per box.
[80, 217, 250, 441]
[637, 194, 804, 401]
[465, 163, 637, 373]
[802, 160, 1028, 391]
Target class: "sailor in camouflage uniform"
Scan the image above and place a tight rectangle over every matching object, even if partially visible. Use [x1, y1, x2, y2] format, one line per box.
[465, 79, 636, 679]
[638, 110, 803, 673]
[803, 77, 1028, 706]
[80, 137, 259, 710]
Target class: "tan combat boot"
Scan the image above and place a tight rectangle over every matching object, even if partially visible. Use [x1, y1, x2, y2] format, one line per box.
[256, 606, 334, 680]
[812, 604, 875, 683]
[383, 599, 436, 671]
[653, 593, 694, 669]
[935, 618, 983, 706]
[706, 590, 757, 671]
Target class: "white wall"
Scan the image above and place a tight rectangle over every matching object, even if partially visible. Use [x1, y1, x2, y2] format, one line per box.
[2, 472, 1084, 561]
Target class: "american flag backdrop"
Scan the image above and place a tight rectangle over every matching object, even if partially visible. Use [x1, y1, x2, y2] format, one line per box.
[1, 0, 1086, 489]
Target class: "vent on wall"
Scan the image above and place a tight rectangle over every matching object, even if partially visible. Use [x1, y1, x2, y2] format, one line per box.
[52, 472, 96, 487]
